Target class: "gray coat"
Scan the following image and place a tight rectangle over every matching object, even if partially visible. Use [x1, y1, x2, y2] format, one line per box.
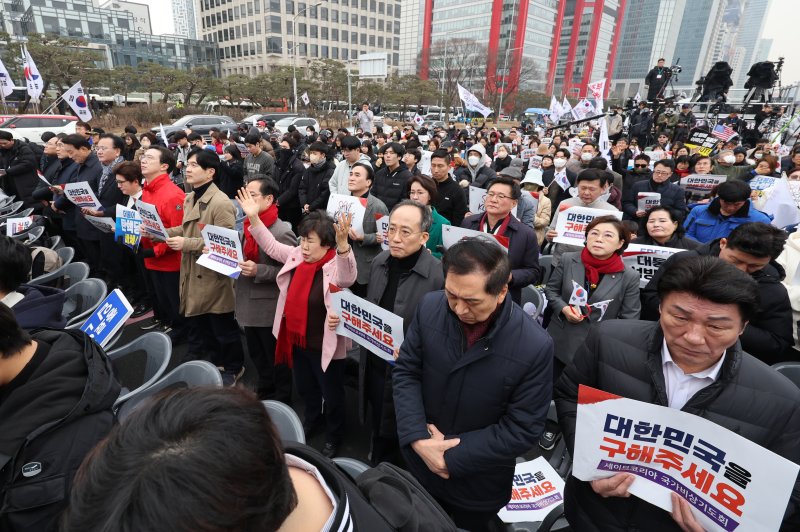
[234, 218, 297, 328]
[544, 251, 641, 364]
[353, 193, 389, 284]
[358, 248, 445, 430]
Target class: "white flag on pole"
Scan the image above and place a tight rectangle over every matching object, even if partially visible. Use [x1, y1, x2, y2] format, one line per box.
[588, 78, 606, 113]
[598, 115, 612, 169]
[301, 92, 310, 106]
[561, 96, 573, 120]
[413, 113, 424, 127]
[22, 46, 43, 102]
[0, 58, 14, 98]
[633, 91, 642, 104]
[549, 95, 561, 123]
[457, 83, 492, 118]
[159, 123, 168, 142]
[62, 81, 92, 121]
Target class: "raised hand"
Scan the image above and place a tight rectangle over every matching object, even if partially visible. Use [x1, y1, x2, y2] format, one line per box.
[236, 187, 260, 219]
[334, 212, 353, 252]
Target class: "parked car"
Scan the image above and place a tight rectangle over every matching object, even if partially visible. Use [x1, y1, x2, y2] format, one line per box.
[152, 114, 237, 140]
[0, 115, 77, 143]
[0, 115, 13, 126]
[273, 116, 320, 134]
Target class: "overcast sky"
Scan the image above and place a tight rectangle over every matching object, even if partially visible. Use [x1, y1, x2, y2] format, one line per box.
[136, 0, 799, 85]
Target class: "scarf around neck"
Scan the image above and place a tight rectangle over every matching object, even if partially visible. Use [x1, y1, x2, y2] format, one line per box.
[243, 204, 279, 261]
[580, 247, 624, 289]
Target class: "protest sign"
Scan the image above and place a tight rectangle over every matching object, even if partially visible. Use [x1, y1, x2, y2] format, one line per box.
[330, 290, 403, 362]
[678, 174, 727, 196]
[553, 206, 622, 247]
[573, 385, 799, 532]
[135, 200, 170, 241]
[327, 193, 367, 238]
[747, 175, 776, 191]
[622, 243, 682, 287]
[37, 171, 51, 187]
[80, 289, 133, 347]
[5, 216, 32, 236]
[568, 137, 585, 156]
[115, 205, 142, 250]
[528, 155, 543, 169]
[494, 143, 514, 155]
[441, 224, 509, 252]
[84, 215, 115, 233]
[376, 214, 389, 250]
[498, 457, 566, 523]
[637, 192, 661, 212]
[196, 224, 244, 279]
[541, 137, 553, 145]
[684, 130, 718, 156]
[520, 149, 537, 162]
[468, 186, 517, 218]
[63, 182, 101, 209]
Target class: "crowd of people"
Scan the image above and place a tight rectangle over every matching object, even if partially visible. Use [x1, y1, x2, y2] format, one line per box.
[1, 101, 800, 532]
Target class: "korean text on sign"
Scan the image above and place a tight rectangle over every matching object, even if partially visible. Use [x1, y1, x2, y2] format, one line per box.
[331, 291, 403, 362]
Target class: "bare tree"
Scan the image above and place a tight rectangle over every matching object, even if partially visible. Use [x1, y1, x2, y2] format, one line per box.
[426, 38, 488, 121]
[484, 56, 542, 114]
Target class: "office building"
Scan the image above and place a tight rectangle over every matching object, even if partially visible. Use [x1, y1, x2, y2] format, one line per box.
[397, 0, 424, 76]
[98, 0, 153, 34]
[196, 0, 402, 79]
[173, 0, 199, 39]
[730, 0, 772, 88]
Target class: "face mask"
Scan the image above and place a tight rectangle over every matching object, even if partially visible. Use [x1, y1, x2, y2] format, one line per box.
[723, 155, 736, 164]
[598, 190, 611, 203]
[581, 152, 593, 162]
[497, 152, 507, 159]
[553, 158, 567, 169]
[755, 153, 763, 159]
[309, 154, 321, 165]
[468, 156, 481, 166]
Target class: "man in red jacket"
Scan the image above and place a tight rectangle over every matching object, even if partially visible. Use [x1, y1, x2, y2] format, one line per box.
[140, 146, 186, 338]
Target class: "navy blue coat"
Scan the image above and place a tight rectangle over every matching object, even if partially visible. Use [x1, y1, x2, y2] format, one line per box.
[393, 292, 553, 512]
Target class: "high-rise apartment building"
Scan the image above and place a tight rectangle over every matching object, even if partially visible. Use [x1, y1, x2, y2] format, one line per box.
[397, 0, 424, 76]
[730, 0, 772, 88]
[99, 0, 153, 34]
[196, 0, 402, 79]
[173, 0, 199, 39]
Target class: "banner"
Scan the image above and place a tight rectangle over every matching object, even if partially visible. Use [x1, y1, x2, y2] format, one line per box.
[63, 182, 102, 209]
[22, 46, 43, 102]
[441, 225, 508, 252]
[684, 130, 719, 157]
[622, 243, 681, 287]
[5, 216, 32, 236]
[573, 385, 799, 532]
[457, 83, 492, 118]
[747, 176, 777, 191]
[553, 206, 622, 247]
[376, 214, 390, 250]
[330, 290, 403, 362]
[413, 113, 424, 127]
[637, 192, 661, 212]
[80, 289, 134, 347]
[84, 215, 115, 233]
[0, 58, 14, 98]
[196, 224, 244, 278]
[135, 200, 170, 241]
[572, 99, 596, 121]
[62, 80, 92, 121]
[498, 457, 566, 523]
[549, 95, 561, 123]
[115, 204, 142, 250]
[678, 174, 727, 196]
[326, 193, 367, 238]
[561, 96, 573, 119]
[588, 78, 606, 112]
[301, 91, 310, 106]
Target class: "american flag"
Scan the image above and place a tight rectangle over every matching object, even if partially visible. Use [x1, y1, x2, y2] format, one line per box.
[712, 124, 738, 142]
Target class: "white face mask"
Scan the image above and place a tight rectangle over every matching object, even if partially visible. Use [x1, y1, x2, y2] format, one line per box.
[598, 190, 611, 203]
[581, 152, 593, 162]
[497, 152, 507, 159]
[468, 156, 481, 166]
[723, 155, 736, 164]
[309, 154, 321, 164]
[553, 158, 567, 169]
[755, 153, 763, 159]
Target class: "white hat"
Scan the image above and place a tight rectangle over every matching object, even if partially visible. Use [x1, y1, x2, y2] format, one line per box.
[521, 168, 544, 188]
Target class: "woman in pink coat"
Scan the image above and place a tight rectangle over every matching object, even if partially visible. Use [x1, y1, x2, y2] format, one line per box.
[238, 188, 356, 458]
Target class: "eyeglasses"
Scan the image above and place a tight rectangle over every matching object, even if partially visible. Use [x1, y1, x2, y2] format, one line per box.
[486, 192, 512, 201]
[115, 179, 127, 185]
[387, 227, 421, 239]
[634, 164, 648, 168]
[653, 170, 672, 176]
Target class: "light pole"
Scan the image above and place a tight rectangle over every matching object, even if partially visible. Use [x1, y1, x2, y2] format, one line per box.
[292, 1, 324, 114]
[498, 46, 523, 116]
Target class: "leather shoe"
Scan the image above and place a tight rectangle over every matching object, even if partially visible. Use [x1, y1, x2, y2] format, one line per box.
[131, 304, 151, 318]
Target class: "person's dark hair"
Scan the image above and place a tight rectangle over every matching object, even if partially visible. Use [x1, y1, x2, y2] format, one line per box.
[62, 387, 297, 532]
[584, 215, 631, 254]
[224, 144, 242, 160]
[0, 130, 13, 141]
[308, 141, 329, 155]
[298, 210, 337, 248]
[124, 133, 140, 151]
[0, 236, 32, 293]
[100, 134, 125, 151]
[391, 199, 433, 233]
[406, 174, 438, 204]
[654, 159, 675, 170]
[148, 145, 177, 175]
[379, 141, 406, 157]
[587, 157, 610, 171]
[75, 121, 91, 131]
[139, 132, 157, 144]
[244, 132, 262, 145]
[248, 175, 281, 199]
[187, 133, 203, 143]
[40, 131, 57, 143]
[61, 133, 92, 150]
[430, 148, 451, 164]
[172, 131, 188, 141]
[443, 238, 511, 296]
[188, 148, 220, 174]
[405, 148, 421, 164]
[634, 153, 651, 164]
[113, 160, 144, 185]
[341, 135, 361, 150]
[716, 180, 751, 202]
[0, 303, 31, 358]
[657, 255, 759, 322]
[645, 206, 685, 237]
[554, 147, 571, 159]
[694, 155, 713, 167]
[725, 222, 787, 260]
[486, 175, 521, 200]
[576, 167, 609, 185]
[351, 162, 375, 185]
[675, 155, 690, 166]
[613, 137, 629, 146]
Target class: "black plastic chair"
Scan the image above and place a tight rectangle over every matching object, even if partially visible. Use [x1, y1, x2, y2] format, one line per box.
[263, 400, 305, 444]
[772, 361, 800, 389]
[107, 331, 172, 409]
[62, 278, 107, 327]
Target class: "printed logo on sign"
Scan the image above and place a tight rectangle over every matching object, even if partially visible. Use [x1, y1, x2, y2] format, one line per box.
[22, 462, 42, 478]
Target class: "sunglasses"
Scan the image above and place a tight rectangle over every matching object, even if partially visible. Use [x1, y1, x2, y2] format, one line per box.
[634, 164, 648, 168]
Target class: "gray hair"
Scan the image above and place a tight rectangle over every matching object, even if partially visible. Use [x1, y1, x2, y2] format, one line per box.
[391, 199, 433, 233]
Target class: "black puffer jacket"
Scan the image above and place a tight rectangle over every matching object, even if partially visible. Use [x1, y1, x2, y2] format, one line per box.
[372, 162, 413, 210]
[641, 240, 794, 364]
[555, 320, 800, 532]
[0, 140, 39, 208]
[298, 158, 335, 211]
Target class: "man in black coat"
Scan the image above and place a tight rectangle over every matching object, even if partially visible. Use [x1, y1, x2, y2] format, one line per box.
[645, 58, 670, 101]
[555, 255, 800, 531]
[298, 141, 334, 214]
[461, 176, 540, 303]
[0, 131, 39, 209]
[393, 239, 553, 532]
[372, 142, 413, 210]
[642, 222, 793, 365]
[430, 149, 468, 227]
[622, 159, 686, 222]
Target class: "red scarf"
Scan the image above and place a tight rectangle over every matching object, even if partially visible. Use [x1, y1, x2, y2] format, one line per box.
[580, 247, 624, 289]
[480, 212, 512, 236]
[243, 204, 279, 261]
[275, 248, 336, 367]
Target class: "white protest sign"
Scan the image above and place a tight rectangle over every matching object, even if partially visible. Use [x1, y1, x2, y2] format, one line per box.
[553, 206, 622, 247]
[330, 290, 403, 362]
[377, 214, 389, 250]
[498, 457, 566, 523]
[468, 186, 518, 218]
[622, 243, 682, 288]
[573, 385, 799, 532]
[637, 192, 661, 212]
[326, 193, 367, 238]
[84, 215, 115, 233]
[196, 224, 244, 278]
[520, 149, 537, 162]
[37, 171, 50, 187]
[441, 224, 508, 252]
[748, 176, 777, 191]
[135, 200, 170, 241]
[64, 181, 101, 209]
[679, 174, 727, 196]
[5, 216, 32, 236]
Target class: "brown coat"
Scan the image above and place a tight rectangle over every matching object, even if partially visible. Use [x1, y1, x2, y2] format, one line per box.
[167, 182, 237, 317]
